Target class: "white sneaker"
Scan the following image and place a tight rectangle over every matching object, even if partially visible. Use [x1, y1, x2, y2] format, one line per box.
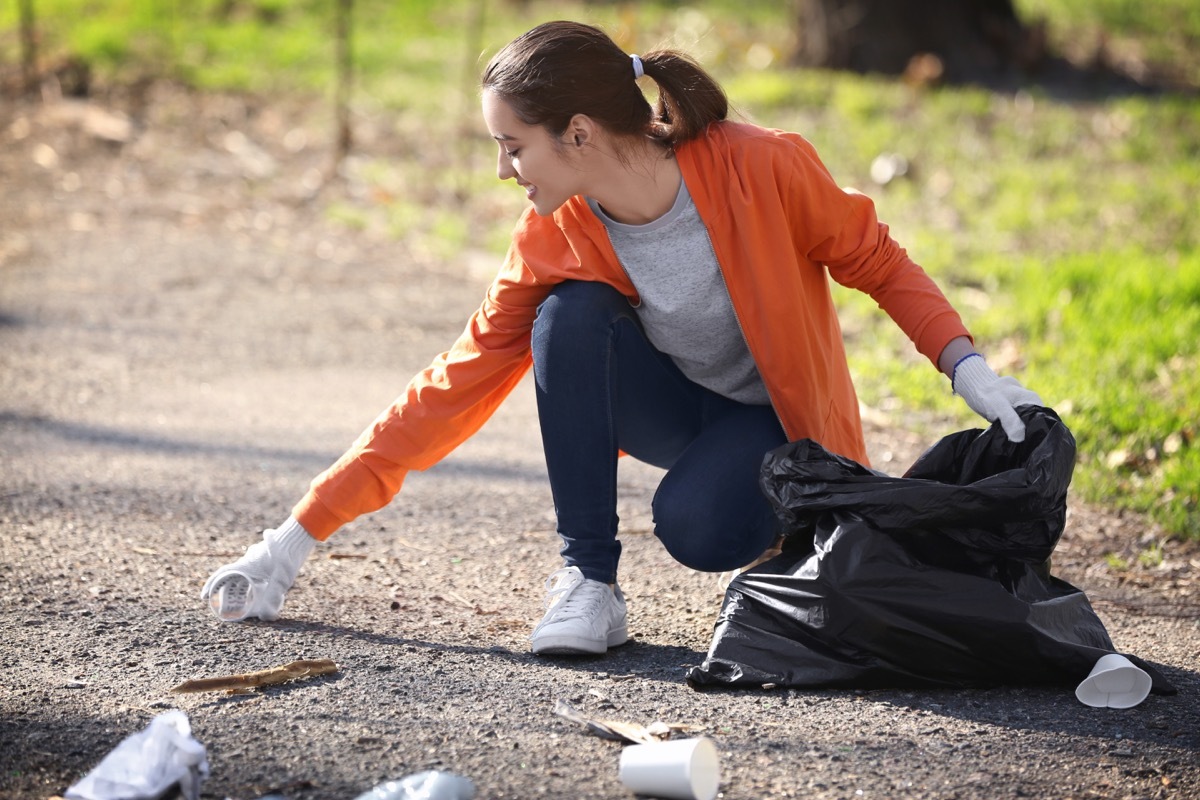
[530, 567, 628, 655]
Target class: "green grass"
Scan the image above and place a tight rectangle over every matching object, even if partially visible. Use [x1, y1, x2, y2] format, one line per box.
[3, 0, 1198, 538]
[898, 247, 1200, 538]
[1016, 0, 1200, 86]
[1005, 250, 1200, 536]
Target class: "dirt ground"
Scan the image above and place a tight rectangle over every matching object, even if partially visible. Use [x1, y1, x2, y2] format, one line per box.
[1, 84, 1197, 800]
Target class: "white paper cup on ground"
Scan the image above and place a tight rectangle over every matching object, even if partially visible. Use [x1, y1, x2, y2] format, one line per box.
[618, 737, 720, 800]
[1075, 653, 1152, 709]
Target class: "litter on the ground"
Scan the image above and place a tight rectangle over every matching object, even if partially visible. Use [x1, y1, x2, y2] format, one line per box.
[1076, 653, 1153, 708]
[352, 771, 476, 800]
[59, 710, 209, 800]
[619, 737, 721, 800]
[553, 699, 704, 745]
[169, 658, 338, 694]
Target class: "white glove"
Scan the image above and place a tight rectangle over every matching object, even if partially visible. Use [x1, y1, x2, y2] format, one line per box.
[952, 354, 1042, 442]
[200, 518, 316, 622]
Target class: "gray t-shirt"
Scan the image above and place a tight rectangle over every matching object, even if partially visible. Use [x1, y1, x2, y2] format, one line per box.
[587, 181, 770, 405]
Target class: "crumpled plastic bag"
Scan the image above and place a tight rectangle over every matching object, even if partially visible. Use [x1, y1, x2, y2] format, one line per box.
[687, 407, 1175, 695]
[64, 710, 209, 800]
[352, 771, 476, 800]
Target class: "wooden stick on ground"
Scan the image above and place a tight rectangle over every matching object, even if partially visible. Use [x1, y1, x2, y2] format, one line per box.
[170, 658, 338, 695]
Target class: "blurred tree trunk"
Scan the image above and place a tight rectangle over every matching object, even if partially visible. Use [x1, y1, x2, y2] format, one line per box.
[333, 0, 353, 168]
[18, 0, 37, 92]
[793, 0, 1045, 83]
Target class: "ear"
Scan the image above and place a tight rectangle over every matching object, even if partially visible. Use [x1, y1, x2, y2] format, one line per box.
[563, 114, 598, 149]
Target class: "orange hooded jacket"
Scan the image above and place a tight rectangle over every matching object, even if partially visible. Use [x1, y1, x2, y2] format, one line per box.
[292, 121, 971, 540]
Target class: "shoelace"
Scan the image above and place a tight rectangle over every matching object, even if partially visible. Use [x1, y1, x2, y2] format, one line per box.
[542, 568, 607, 618]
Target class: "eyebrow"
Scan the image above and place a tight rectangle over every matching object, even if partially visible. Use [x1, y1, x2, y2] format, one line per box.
[492, 134, 516, 142]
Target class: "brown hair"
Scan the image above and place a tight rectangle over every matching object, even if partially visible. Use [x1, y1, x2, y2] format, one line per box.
[481, 20, 727, 148]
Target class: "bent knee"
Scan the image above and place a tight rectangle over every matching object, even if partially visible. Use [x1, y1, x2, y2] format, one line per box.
[535, 281, 629, 331]
[653, 502, 774, 573]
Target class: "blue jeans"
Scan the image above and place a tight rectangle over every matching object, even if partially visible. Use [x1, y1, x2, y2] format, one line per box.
[531, 281, 786, 584]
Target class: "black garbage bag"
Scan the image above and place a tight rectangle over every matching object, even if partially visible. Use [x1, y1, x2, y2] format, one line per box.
[687, 407, 1174, 694]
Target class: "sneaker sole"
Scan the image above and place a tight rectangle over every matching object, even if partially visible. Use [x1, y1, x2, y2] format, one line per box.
[531, 625, 629, 656]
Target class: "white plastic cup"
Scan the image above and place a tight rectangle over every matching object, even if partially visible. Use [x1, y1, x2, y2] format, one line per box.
[208, 574, 257, 622]
[618, 737, 720, 800]
[1075, 653, 1152, 709]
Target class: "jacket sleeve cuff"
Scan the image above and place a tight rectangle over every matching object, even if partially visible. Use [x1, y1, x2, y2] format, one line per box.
[917, 312, 973, 368]
[291, 492, 344, 541]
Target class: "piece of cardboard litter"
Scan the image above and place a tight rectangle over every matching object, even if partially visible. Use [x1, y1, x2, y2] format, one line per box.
[170, 658, 338, 695]
[553, 699, 703, 744]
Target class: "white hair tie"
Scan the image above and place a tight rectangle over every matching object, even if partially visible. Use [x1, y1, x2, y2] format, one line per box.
[630, 54, 644, 80]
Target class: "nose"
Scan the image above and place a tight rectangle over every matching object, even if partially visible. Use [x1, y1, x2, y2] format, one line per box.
[496, 150, 516, 182]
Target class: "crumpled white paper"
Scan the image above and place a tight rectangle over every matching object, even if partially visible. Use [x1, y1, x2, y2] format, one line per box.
[64, 710, 210, 800]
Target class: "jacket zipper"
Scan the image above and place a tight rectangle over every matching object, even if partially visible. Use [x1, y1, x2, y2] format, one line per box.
[701, 224, 791, 439]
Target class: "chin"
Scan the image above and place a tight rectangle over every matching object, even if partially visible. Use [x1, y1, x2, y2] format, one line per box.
[531, 195, 570, 217]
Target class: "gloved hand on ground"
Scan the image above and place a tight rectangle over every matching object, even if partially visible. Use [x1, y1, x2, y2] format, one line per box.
[200, 518, 316, 621]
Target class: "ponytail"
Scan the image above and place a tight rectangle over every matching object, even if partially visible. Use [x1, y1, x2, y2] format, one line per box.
[482, 21, 727, 148]
[640, 49, 728, 146]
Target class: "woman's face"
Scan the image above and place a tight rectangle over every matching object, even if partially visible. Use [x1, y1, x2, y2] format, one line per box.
[482, 91, 583, 217]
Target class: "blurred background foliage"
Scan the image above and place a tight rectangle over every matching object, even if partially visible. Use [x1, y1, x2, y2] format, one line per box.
[2, 0, 1197, 539]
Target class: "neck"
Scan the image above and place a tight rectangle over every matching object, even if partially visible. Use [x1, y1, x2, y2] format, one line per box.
[586, 140, 681, 225]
